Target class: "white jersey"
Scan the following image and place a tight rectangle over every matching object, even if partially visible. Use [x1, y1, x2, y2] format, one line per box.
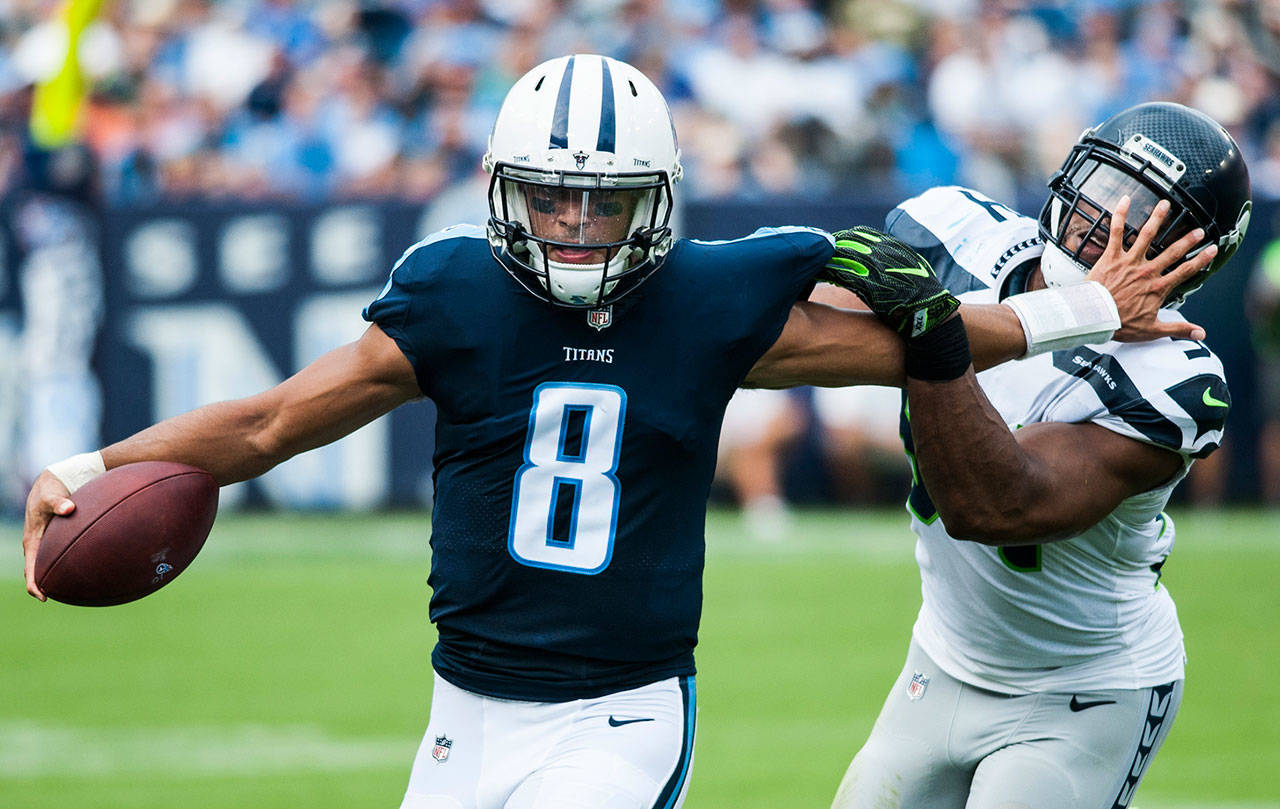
[889, 186, 1230, 694]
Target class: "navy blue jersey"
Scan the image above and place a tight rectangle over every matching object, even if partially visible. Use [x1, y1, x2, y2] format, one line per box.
[363, 223, 831, 701]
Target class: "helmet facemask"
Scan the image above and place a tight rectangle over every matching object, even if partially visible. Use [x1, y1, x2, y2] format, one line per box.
[1039, 148, 1201, 297]
[488, 163, 674, 308]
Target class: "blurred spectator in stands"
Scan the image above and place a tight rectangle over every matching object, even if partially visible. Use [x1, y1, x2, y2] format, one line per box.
[2, 0, 107, 503]
[811, 383, 907, 506]
[2, 0, 1274, 208]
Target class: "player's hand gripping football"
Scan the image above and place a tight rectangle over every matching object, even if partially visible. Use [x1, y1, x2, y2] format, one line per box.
[22, 470, 75, 601]
[819, 226, 960, 338]
[1084, 195, 1216, 343]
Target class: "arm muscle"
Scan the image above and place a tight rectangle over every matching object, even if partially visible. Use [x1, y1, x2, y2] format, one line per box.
[101, 325, 421, 484]
[906, 372, 1183, 544]
[746, 286, 1029, 389]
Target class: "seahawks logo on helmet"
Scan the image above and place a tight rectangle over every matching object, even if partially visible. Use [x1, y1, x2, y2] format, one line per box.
[1223, 201, 1251, 253]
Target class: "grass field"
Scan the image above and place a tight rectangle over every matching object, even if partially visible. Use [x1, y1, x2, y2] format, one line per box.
[3, 507, 1277, 808]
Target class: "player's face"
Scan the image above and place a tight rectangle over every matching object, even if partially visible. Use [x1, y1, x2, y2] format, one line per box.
[1059, 198, 1118, 268]
[523, 186, 640, 264]
[1055, 161, 1189, 268]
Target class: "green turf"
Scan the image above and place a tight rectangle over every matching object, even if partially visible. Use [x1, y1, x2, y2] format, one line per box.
[2, 508, 1277, 808]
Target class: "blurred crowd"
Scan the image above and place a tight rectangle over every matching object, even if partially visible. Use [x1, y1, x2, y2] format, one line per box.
[3, 0, 1280, 522]
[2, 0, 1280, 205]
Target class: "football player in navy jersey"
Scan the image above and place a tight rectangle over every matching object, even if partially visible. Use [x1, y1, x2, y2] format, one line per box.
[23, 56, 1212, 809]
[828, 103, 1251, 809]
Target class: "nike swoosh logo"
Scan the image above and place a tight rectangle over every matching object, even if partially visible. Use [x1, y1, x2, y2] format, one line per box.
[607, 716, 655, 727]
[885, 264, 930, 277]
[1202, 388, 1229, 408]
[1069, 696, 1117, 712]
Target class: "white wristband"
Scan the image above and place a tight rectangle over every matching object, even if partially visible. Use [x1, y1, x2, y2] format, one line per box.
[46, 451, 106, 494]
[1003, 281, 1121, 357]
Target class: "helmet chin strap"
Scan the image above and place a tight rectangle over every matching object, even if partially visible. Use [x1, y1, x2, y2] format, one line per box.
[1039, 241, 1090, 289]
[532, 245, 638, 305]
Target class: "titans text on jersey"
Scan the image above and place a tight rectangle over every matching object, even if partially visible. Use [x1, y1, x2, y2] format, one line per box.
[363, 223, 831, 701]
[563, 347, 615, 363]
[888, 186, 1228, 694]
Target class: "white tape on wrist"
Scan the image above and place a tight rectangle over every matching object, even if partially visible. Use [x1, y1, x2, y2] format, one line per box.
[1003, 281, 1121, 357]
[46, 451, 106, 494]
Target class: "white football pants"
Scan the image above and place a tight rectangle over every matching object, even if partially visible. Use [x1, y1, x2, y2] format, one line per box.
[832, 640, 1182, 809]
[400, 672, 696, 809]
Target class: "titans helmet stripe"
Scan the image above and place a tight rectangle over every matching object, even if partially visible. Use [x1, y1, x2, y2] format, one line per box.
[596, 57, 616, 153]
[549, 55, 575, 150]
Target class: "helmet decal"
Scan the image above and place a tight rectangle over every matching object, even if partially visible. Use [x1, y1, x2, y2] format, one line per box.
[595, 57, 616, 152]
[549, 55, 575, 150]
[1224, 201, 1251, 253]
[1120, 133, 1186, 183]
[548, 56, 617, 154]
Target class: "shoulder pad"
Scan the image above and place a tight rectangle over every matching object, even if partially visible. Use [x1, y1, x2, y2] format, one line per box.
[887, 187, 1041, 297]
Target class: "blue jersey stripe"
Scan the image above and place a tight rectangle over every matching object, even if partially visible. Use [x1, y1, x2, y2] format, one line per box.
[652, 676, 696, 809]
[549, 55, 575, 150]
[885, 208, 990, 296]
[597, 57, 616, 152]
[1051, 347, 1182, 449]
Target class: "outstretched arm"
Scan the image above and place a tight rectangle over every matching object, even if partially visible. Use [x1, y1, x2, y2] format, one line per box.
[98, 325, 420, 483]
[744, 293, 1027, 389]
[749, 199, 1212, 390]
[23, 325, 420, 599]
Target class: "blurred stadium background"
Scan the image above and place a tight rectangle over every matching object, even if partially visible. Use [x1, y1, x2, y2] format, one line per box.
[1, 0, 1278, 806]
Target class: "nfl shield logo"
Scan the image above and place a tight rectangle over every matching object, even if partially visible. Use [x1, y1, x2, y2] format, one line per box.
[587, 305, 613, 331]
[907, 671, 930, 701]
[431, 734, 453, 763]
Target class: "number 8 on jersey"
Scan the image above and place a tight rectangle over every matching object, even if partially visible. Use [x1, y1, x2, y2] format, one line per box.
[508, 383, 627, 574]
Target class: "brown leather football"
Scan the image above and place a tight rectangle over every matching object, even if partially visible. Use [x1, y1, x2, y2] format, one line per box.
[35, 461, 218, 606]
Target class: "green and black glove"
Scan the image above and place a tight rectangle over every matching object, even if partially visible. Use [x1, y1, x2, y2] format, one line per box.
[821, 226, 959, 337]
[820, 226, 970, 381]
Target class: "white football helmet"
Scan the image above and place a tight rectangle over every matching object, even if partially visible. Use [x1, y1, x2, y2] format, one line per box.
[484, 54, 682, 308]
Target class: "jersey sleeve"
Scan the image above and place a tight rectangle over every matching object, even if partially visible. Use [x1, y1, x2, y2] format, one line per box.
[682, 226, 834, 390]
[739, 225, 833, 293]
[885, 186, 1041, 299]
[364, 247, 426, 377]
[362, 226, 482, 396]
[1052, 340, 1230, 460]
[728, 226, 834, 369]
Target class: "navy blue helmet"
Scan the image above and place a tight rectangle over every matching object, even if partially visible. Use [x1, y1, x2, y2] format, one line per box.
[1039, 102, 1251, 307]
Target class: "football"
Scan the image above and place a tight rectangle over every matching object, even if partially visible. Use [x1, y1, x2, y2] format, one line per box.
[35, 461, 219, 606]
